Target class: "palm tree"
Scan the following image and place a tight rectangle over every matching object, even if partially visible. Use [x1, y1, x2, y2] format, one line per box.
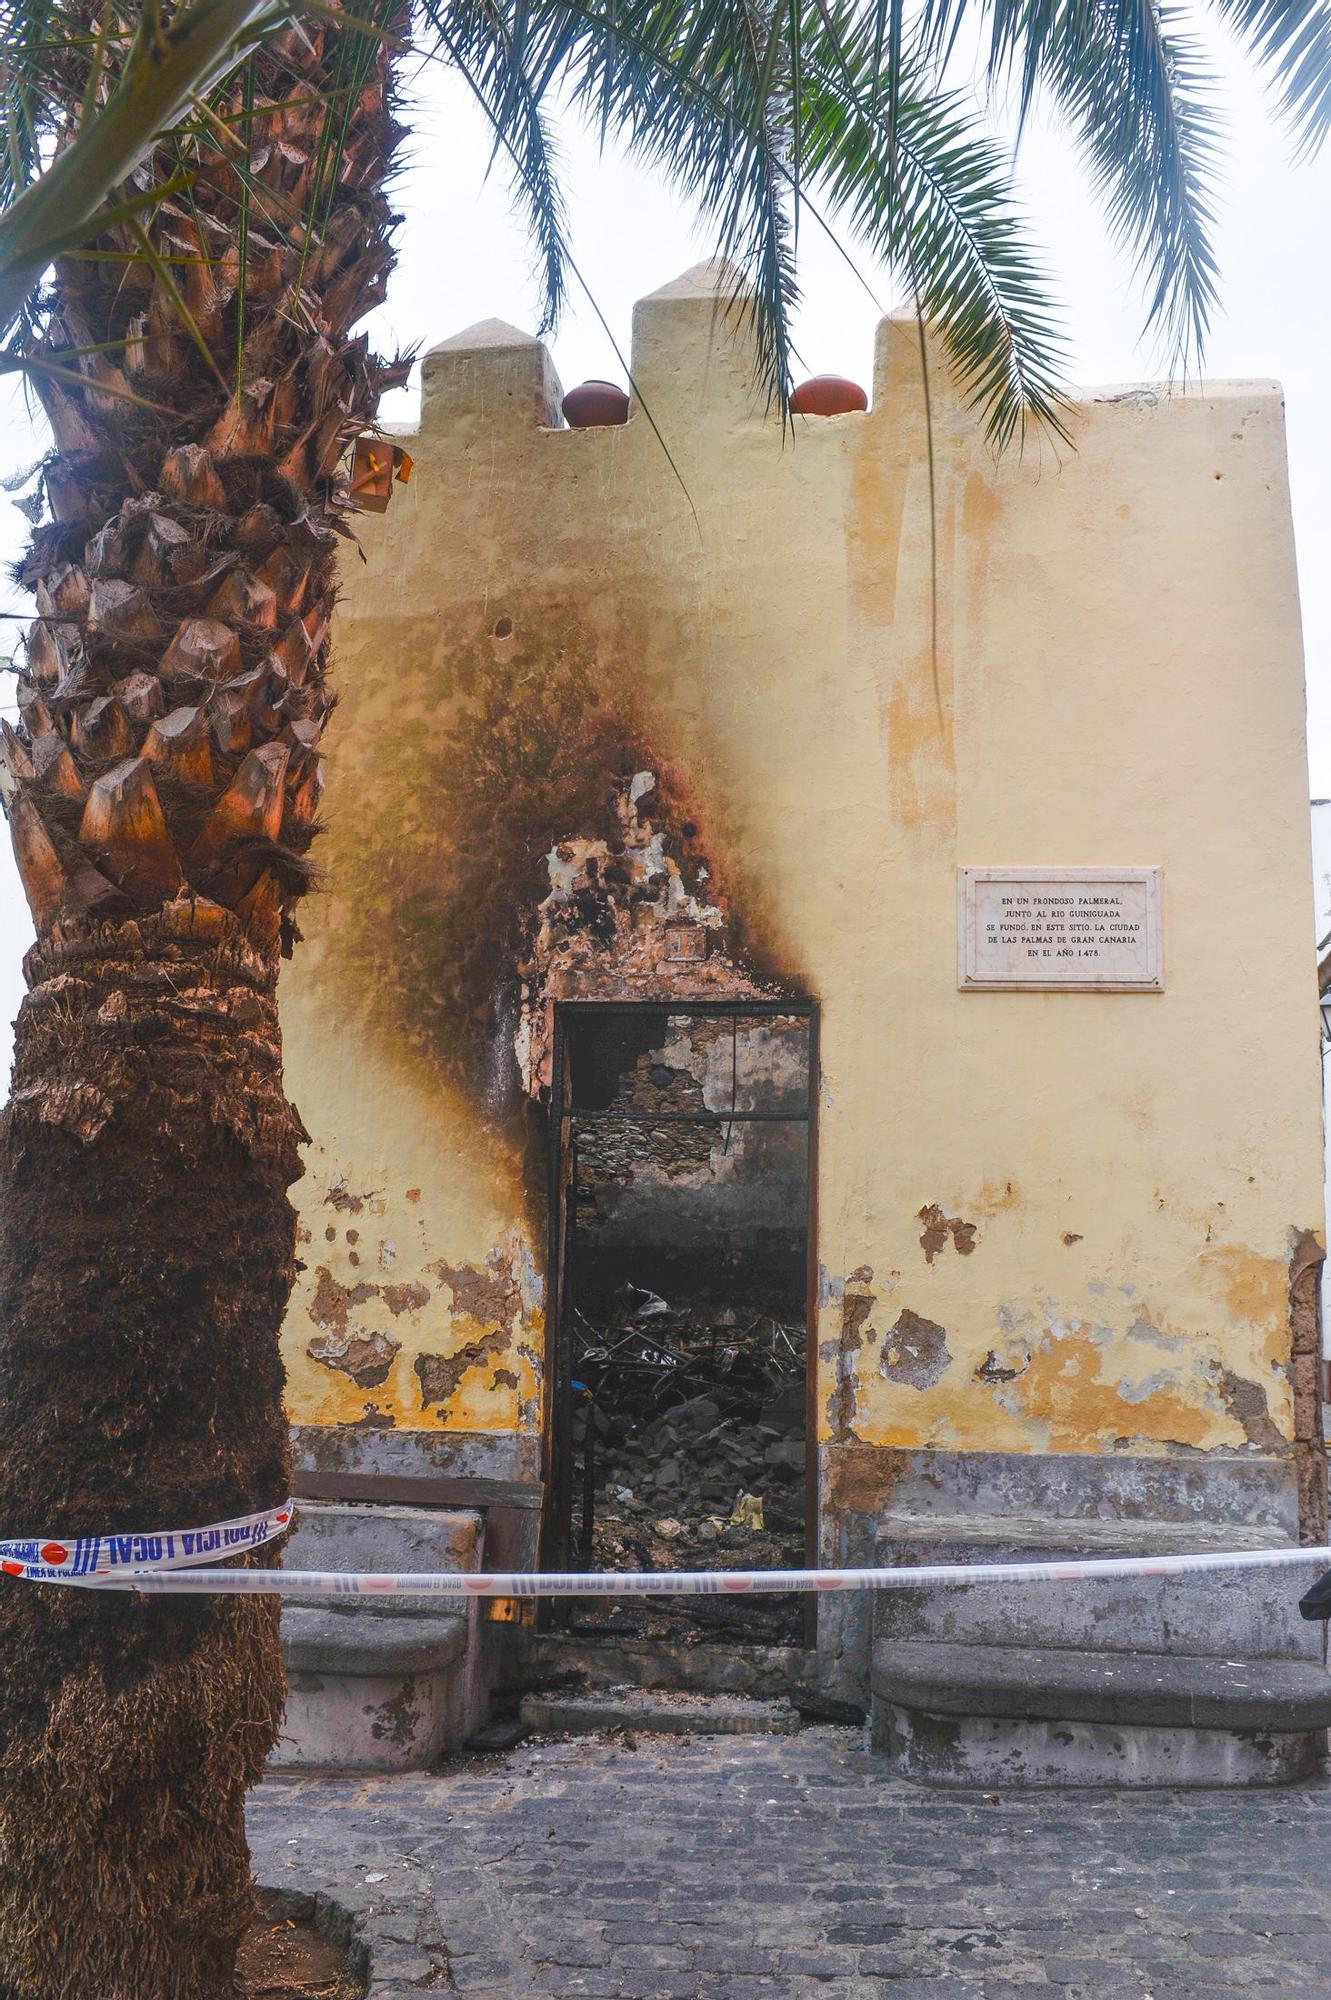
[0, 0, 1328, 1993]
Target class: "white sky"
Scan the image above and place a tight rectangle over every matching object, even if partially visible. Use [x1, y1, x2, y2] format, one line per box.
[1, 32, 1329, 1064]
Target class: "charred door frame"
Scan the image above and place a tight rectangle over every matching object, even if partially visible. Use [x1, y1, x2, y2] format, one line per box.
[540, 998, 820, 1640]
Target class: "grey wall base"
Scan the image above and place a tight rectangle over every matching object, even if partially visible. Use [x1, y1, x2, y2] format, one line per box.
[872, 1701, 1325, 1789]
[279, 1661, 472, 1774]
[818, 1444, 1310, 1707]
[270, 1500, 491, 1773]
[834, 1444, 1331, 1790]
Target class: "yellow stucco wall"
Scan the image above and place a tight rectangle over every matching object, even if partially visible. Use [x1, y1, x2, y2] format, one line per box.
[280, 261, 1324, 1460]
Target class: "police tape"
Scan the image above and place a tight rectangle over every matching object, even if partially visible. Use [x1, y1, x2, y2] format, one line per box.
[0, 1500, 292, 1583]
[2, 1500, 1331, 1597]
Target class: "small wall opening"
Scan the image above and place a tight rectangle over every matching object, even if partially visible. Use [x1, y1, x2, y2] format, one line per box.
[550, 1002, 813, 1645]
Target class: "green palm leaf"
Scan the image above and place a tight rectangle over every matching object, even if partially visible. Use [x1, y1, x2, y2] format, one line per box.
[1210, 0, 1331, 148]
[1040, 0, 1222, 366]
[798, 13, 1070, 444]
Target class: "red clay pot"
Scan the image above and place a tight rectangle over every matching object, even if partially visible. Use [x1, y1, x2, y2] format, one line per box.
[790, 374, 868, 417]
[562, 380, 630, 427]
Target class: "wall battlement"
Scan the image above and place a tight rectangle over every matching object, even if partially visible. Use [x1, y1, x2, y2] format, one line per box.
[410, 257, 1282, 470]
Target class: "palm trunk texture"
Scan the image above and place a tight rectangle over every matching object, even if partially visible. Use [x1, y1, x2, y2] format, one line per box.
[0, 16, 400, 1994]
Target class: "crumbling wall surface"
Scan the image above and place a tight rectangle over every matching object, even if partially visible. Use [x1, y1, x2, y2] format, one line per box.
[291, 1142, 544, 1433]
[570, 1011, 809, 1299]
[282, 270, 1324, 1481]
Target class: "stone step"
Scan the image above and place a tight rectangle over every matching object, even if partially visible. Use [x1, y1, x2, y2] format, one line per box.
[282, 1609, 468, 1677]
[282, 1499, 485, 1605]
[273, 1501, 488, 1773]
[870, 1637, 1331, 1788]
[874, 1637, 1331, 1731]
[519, 1687, 803, 1737]
[873, 1515, 1326, 1661]
[527, 1631, 814, 1698]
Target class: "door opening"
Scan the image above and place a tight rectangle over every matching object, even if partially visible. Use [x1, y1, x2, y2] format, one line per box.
[545, 1001, 817, 1645]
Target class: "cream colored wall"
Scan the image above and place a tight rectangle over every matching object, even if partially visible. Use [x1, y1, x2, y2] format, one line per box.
[281, 262, 1324, 1458]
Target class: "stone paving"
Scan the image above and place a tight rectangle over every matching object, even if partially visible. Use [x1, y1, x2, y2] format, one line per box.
[249, 1728, 1331, 1999]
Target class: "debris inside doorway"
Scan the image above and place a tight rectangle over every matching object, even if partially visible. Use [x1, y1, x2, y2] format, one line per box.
[570, 1284, 806, 1645]
[553, 1005, 812, 1645]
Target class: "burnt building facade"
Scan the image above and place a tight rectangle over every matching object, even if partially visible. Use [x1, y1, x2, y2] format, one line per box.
[273, 263, 1330, 1783]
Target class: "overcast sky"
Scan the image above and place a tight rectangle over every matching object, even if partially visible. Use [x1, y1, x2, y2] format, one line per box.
[0, 31, 1328, 1061]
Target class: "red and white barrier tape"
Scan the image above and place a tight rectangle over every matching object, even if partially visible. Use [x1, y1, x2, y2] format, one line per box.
[1, 1502, 1329, 1595]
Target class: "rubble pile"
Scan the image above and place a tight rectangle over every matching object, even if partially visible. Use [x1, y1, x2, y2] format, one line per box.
[569, 1286, 806, 1640]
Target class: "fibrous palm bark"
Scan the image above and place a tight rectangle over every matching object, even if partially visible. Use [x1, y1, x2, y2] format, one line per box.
[0, 14, 401, 1995]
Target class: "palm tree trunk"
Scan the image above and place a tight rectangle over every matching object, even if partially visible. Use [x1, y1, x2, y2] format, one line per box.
[0, 914, 298, 1998]
[0, 13, 400, 1993]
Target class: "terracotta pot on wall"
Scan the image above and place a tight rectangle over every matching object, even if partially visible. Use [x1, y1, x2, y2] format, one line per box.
[562, 380, 631, 427]
[790, 374, 868, 416]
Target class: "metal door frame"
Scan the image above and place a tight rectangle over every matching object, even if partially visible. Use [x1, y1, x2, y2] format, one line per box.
[540, 998, 820, 1640]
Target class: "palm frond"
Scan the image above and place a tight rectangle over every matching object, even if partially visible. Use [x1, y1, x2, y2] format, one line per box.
[907, 0, 1222, 370]
[1041, 0, 1222, 367]
[0, 0, 303, 341]
[416, 0, 572, 331]
[798, 24, 1070, 445]
[457, 0, 1063, 434]
[1209, 0, 1331, 151]
[460, 0, 807, 404]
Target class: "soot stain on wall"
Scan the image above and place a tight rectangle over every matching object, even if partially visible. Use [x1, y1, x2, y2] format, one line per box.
[325, 598, 802, 1211]
[328, 604, 774, 1110]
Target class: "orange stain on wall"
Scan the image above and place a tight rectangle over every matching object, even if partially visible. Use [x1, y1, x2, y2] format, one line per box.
[1198, 1243, 1289, 1368]
[1012, 1334, 1215, 1452]
[847, 442, 907, 628]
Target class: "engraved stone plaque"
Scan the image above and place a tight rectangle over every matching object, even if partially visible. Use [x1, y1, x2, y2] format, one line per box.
[958, 867, 1163, 992]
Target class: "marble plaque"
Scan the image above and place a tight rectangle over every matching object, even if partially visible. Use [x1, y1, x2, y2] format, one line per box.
[958, 867, 1163, 991]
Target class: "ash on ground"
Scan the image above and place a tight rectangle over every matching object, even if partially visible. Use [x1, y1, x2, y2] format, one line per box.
[569, 1286, 806, 1645]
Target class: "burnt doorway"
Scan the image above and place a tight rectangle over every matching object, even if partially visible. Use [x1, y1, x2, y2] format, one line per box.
[546, 1001, 816, 1645]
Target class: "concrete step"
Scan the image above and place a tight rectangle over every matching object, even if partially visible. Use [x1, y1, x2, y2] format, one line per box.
[873, 1515, 1326, 1661]
[870, 1637, 1331, 1788]
[519, 1687, 802, 1737]
[527, 1631, 814, 1698]
[273, 1501, 488, 1773]
[282, 1609, 468, 1677]
[874, 1637, 1331, 1731]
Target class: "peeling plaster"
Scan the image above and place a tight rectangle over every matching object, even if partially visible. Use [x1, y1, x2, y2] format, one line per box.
[324, 1177, 377, 1215]
[1210, 1365, 1286, 1451]
[974, 1349, 1022, 1384]
[825, 1267, 876, 1440]
[382, 1282, 430, 1316]
[917, 1205, 977, 1263]
[881, 1309, 950, 1390]
[294, 1228, 544, 1435]
[428, 1250, 524, 1336]
[416, 1331, 512, 1410]
[307, 1329, 401, 1389]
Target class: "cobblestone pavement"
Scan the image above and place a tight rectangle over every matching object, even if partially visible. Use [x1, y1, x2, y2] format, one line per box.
[249, 1728, 1331, 1999]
